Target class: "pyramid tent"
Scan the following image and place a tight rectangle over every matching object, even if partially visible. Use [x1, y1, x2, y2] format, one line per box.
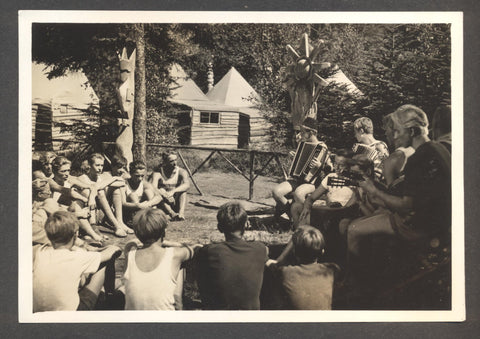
[206, 67, 262, 108]
[168, 63, 210, 105]
[326, 67, 362, 95]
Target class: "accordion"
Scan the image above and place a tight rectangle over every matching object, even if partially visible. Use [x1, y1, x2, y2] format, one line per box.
[352, 143, 379, 161]
[289, 142, 329, 183]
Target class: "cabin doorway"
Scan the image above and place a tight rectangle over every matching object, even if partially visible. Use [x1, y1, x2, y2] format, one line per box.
[238, 114, 250, 149]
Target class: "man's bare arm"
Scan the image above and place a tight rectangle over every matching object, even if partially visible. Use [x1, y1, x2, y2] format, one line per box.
[360, 177, 413, 214]
[171, 169, 190, 194]
[141, 181, 163, 207]
[48, 178, 88, 204]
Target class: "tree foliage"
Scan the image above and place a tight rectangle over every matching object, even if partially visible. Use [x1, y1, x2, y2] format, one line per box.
[32, 23, 451, 155]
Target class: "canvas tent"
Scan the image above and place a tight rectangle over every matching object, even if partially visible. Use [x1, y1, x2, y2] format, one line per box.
[325, 66, 362, 95]
[32, 62, 99, 151]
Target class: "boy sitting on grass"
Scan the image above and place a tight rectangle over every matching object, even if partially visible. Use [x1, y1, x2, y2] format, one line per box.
[197, 202, 269, 310]
[268, 225, 339, 310]
[122, 208, 201, 310]
[33, 211, 122, 312]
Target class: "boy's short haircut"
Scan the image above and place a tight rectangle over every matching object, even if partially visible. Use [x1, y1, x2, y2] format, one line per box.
[129, 160, 146, 173]
[111, 154, 128, 170]
[292, 226, 326, 263]
[133, 208, 168, 245]
[52, 156, 71, 174]
[353, 117, 374, 134]
[217, 202, 248, 235]
[45, 211, 80, 246]
[88, 153, 105, 165]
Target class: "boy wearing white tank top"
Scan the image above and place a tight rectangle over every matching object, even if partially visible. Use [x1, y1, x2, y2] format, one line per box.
[122, 208, 201, 310]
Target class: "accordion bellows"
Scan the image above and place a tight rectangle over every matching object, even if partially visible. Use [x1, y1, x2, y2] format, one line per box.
[289, 142, 329, 183]
[352, 143, 379, 161]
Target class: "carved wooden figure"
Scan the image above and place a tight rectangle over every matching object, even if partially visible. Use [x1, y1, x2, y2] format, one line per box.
[284, 33, 330, 130]
[115, 47, 136, 164]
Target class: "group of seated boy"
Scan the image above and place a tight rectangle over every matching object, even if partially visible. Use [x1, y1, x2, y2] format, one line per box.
[33, 199, 337, 311]
[32, 151, 189, 244]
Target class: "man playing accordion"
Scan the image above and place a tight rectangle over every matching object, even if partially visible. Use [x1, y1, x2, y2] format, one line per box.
[271, 117, 330, 230]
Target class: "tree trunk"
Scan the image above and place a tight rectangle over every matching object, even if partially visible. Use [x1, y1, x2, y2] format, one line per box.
[133, 23, 147, 164]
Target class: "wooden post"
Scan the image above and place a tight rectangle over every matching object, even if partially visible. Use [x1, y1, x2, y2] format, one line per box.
[249, 151, 255, 200]
[177, 150, 203, 196]
[133, 23, 147, 164]
[275, 154, 289, 181]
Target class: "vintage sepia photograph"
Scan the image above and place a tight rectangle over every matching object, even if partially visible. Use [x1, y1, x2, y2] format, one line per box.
[19, 11, 464, 322]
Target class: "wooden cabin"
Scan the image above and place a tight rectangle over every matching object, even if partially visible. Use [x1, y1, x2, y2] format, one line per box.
[32, 63, 99, 151]
[168, 64, 271, 149]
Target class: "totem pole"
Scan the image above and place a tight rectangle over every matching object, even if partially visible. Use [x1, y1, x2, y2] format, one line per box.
[284, 33, 331, 131]
[115, 48, 136, 164]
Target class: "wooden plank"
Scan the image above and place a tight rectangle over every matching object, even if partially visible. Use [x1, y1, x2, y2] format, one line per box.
[217, 151, 250, 181]
[249, 152, 255, 200]
[191, 123, 237, 129]
[191, 151, 217, 175]
[192, 143, 237, 149]
[191, 127, 238, 133]
[177, 150, 203, 196]
[191, 131, 238, 137]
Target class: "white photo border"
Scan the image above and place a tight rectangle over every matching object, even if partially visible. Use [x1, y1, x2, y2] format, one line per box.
[19, 10, 464, 322]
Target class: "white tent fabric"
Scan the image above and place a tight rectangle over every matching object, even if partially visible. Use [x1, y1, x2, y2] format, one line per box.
[326, 67, 362, 95]
[168, 63, 210, 104]
[206, 67, 262, 108]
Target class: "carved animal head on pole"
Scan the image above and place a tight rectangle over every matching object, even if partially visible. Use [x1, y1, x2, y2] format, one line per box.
[118, 47, 136, 84]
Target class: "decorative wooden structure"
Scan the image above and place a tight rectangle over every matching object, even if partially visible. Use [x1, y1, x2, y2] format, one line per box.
[284, 33, 330, 130]
[284, 33, 362, 131]
[115, 48, 136, 164]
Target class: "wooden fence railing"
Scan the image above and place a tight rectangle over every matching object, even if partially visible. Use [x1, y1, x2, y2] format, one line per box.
[44, 139, 289, 200]
[145, 143, 289, 200]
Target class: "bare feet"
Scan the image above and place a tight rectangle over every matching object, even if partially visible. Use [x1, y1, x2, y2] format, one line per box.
[114, 228, 127, 238]
[120, 223, 134, 234]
